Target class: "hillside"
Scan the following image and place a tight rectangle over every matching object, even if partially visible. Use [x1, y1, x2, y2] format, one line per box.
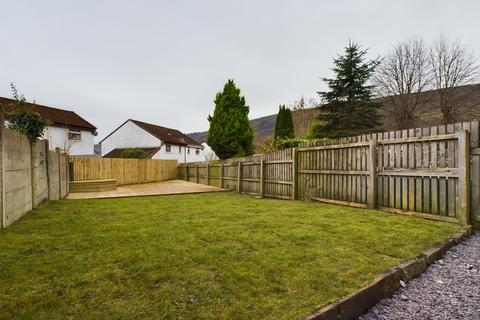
[189, 83, 480, 143]
[188, 113, 277, 144]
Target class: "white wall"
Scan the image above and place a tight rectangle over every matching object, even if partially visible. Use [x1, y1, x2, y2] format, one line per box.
[101, 120, 160, 156]
[45, 126, 95, 156]
[153, 144, 205, 163]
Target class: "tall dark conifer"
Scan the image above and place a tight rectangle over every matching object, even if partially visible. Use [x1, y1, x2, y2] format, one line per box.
[206, 79, 254, 159]
[274, 105, 294, 142]
[316, 41, 381, 138]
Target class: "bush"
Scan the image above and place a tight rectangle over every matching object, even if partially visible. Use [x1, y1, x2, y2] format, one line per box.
[121, 149, 149, 159]
[307, 119, 327, 139]
[275, 137, 310, 149]
[7, 84, 47, 142]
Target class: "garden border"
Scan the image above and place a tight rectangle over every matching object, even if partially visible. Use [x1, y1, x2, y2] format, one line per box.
[304, 225, 473, 320]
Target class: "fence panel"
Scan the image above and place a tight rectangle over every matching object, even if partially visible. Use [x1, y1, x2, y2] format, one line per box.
[179, 120, 480, 226]
[70, 157, 177, 186]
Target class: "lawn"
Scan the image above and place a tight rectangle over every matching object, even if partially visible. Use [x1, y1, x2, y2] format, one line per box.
[0, 192, 459, 320]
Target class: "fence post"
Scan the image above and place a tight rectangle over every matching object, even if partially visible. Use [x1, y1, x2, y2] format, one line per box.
[196, 164, 199, 183]
[186, 163, 189, 181]
[66, 153, 70, 194]
[237, 162, 242, 194]
[206, 163, 209, 186]
[367, 137, 377, 209]
[260, 158, 264, 198]
[0, 107, 4, 229]
[57, 148, 62, 199]
[458, 130, 471, 225]
[220, 161, 224, 188]
[292, 147, 297, 200]
[30, 141, 36, 208]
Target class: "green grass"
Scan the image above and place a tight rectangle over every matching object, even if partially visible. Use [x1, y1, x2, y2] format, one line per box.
[0, 192, 458, 320]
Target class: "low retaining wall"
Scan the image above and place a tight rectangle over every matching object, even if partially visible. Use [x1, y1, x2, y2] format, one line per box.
[305, 225, 473, 320]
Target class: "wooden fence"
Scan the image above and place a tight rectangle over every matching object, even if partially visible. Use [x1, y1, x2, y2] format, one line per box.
[179, 120, 480, 227]
[70, 158, 178, 186]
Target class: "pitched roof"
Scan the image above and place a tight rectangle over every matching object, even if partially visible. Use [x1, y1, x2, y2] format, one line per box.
[0, 97, 97, 133]
[103, 147, 160, 159]
[101, 119, 203, 147]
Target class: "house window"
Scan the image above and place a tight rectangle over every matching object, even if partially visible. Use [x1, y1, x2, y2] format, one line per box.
[179, 146, 182, 154]
[165, 144, 171, 152]
[196, 149, 200, 155]
[68, 132, 81, 141]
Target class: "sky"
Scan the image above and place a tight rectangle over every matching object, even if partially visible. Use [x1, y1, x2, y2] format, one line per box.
[1, 0, 479, 141]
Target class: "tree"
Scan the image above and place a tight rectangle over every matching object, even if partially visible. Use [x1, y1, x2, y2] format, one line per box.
[307, 119, 326, 139]
[374, 39, 431, 129]
[274, 105, 294, 142]
[429, 36, 479, 124]
[7, 83, 47, 142]
[206, 79, 254, 160]
[318, 41, 381, 138]
[290, 97, 319, 137]
[121, 148, 149, 158]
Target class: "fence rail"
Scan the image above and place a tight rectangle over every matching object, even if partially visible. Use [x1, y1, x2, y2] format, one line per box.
[70, 157, 178, 186]
[179, 120, 480, 226]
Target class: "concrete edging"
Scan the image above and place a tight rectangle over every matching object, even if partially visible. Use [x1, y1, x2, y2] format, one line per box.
[304, 225, 473, 320]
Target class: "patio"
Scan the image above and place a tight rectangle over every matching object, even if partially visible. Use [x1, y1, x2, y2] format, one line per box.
[67, 180, 226, 200]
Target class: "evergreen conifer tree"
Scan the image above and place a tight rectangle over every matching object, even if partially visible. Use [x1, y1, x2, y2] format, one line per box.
[274, 105, 294, 142]
[316, 41, 381, 138]
[206, 80, 254, 159]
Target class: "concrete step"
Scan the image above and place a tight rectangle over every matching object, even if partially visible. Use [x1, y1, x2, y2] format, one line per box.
[70, 179, 117, 193]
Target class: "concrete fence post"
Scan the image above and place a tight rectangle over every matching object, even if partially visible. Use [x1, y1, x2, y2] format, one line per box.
[0, 106, 4, 229]
[458, 130, 471, 225]
[57, 148, 62, 199]
[30, 141, 35, 210]
[45, 140, 50, 200]
[66, 153, 70, 194]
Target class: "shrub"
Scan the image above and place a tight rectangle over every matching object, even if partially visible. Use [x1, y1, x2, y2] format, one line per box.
[7, 84, 47, 142]
[307, 119, 327, 139]
[121, 148, 149, 159]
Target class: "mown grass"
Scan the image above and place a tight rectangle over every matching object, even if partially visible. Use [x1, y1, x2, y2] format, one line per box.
[0, 192, 458, 320]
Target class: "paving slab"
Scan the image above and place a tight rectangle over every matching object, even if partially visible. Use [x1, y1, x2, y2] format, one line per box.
[67, 180, 227, 200]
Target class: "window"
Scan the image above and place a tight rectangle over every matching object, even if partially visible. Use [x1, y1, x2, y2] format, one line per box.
[165, 144, 171, 152]
[196, 149, 200, 155]
[68, 132, 81, 141]
[179, 146, 182, 154]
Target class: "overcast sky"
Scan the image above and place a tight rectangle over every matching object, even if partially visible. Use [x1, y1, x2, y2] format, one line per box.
[1, 0, 479, 141]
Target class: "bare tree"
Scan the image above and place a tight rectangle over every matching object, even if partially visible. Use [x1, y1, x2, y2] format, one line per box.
[429, 36, 478, 124]
[290, 97, 319, 137]
[374, 39, 431, 129]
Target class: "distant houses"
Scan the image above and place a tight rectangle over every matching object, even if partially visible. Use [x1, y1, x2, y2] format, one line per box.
[99, 119, 206, 163]
[0, 97, 97, 156]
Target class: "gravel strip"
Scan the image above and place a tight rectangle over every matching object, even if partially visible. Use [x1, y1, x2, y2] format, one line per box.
[359, 234, 480, 320]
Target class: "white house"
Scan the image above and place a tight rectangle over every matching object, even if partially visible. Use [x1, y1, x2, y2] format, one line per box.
[0, 97, 97, 156]
[100, 119, 204, 163]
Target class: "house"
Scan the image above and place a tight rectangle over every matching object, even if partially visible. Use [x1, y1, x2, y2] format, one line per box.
[100, 119, 204, 163]
[0, 97, 97, 156]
